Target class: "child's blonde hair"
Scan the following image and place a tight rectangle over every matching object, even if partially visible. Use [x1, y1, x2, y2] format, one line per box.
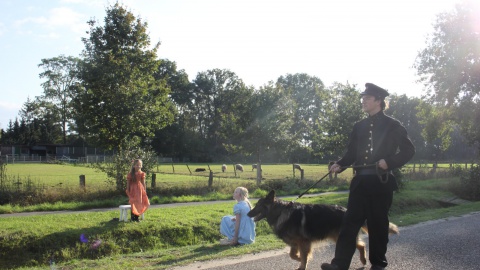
[236, 187, 252, 209]
[129, 159, 142, 182]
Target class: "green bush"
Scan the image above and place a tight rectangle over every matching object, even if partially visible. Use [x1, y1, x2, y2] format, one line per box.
[459, 164, 480, 200]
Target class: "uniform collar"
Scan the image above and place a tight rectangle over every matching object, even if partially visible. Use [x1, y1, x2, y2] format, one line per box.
[368, 111, 384, 122]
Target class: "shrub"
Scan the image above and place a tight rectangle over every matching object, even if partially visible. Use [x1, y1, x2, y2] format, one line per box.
[459, 164, 480, 201]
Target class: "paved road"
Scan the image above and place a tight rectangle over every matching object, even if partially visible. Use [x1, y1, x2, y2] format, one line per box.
[171, 211, 480, 270]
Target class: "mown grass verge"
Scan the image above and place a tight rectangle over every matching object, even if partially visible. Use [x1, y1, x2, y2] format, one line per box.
[2, 178, 480, 270]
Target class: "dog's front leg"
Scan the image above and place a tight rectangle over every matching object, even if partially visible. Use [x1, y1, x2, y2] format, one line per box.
[297, 241, 312, 270]
[289, 244, 301, 261]
[356, 237, 367, 265]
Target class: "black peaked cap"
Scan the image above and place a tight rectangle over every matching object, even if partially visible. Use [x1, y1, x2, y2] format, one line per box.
[361, 83, 389, 99]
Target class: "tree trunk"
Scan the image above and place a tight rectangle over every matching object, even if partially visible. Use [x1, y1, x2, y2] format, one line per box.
[256, 148, 262, 185]
[116, 172, 124, 192]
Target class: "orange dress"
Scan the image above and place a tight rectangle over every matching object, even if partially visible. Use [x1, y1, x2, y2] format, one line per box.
[126, 171, 150, 215]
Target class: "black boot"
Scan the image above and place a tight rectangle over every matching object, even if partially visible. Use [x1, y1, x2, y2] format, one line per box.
[321, 263, 341, 270]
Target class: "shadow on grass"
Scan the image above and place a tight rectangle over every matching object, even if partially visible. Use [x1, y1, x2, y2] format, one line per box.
[0, 218, 123, 268]
[151, 244, 237, 268]
[1, 215, 222, 269]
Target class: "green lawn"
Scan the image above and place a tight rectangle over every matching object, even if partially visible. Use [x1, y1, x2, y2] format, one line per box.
[3, 163, 110, 189]
[2, 163, 346, 194]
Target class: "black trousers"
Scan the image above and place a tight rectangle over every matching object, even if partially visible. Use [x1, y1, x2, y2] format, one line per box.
[331, 175, 393, 269]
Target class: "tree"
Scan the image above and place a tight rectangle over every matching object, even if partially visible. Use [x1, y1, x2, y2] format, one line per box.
[417, 101, 454, 161]
[191, 69, 252, 160]
[276, 73, 327, 162]
[455, 98, 480, 151]
[223, 82, 295, 183]
[313, 82, 363, 160]
[73, 3, 175, 190]
[74, 3, 174, 151]
[152, 59, 196, 160]
[0, 98, 63, 146]
[414, 0, 480, 152]
[415, 0, 480, 105]
[155, 59, 193, 109]
[38, 55, 81, 144]
[386, 94, 425, 160]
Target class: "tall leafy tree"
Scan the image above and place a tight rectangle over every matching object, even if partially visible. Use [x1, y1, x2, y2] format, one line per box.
[276, 73, 327, 161]
[313, 82, 363, 160]
[38, 55, 80, 144]
[223, 82, 294, 183]
[152, 59, 195, 160]
[8, 98, 63, 145]
[155, 59, 193, 109]
[73, 3, 174, 190]
[386, 94, 425, 160]
[191, 69, 251, 160]
[417, 101, 454, 161]
[74, 3, 174, 151]
[414, 0, 480, 153]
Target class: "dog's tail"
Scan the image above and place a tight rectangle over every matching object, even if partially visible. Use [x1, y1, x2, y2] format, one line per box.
[388, 222, 399, 234]
[360, 222, 399, 235]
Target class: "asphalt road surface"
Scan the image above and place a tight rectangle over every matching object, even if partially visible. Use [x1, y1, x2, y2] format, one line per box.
[171, 211, 480, 270]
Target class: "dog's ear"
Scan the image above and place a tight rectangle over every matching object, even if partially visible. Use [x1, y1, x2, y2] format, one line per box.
[266, 190, 275, 201]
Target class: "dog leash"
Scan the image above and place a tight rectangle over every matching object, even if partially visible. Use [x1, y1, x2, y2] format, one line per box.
[291, 162, 388, 203]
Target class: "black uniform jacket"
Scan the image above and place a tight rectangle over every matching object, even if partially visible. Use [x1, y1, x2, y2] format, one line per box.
[336, 111, 415, 193]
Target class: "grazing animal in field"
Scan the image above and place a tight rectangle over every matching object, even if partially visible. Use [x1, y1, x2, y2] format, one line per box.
[328, 161, 338, 180]
[252, 164, 263, 172]
[195, 168, 206, 172]
[222, 164, 227, 172]
[293, 164, 302, 171]
[235, 164, 244, 172]
[247, 190, 399, 270]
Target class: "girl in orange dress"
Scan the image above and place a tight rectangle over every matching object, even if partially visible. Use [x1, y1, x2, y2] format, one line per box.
[126, 159, 150, 222]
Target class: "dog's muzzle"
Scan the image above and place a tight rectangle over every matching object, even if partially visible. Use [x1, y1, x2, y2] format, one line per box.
[248, 210, 266, 222]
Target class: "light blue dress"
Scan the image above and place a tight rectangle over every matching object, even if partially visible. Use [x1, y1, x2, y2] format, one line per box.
[220, 200, 256, 244]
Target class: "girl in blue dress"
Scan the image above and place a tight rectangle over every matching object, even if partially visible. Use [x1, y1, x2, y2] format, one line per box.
[219, 187, 256, 245]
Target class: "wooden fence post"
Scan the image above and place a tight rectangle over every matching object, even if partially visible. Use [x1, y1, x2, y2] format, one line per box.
[151, 173, 156, 188]
[79, 175, 86, 189]
[208, 170, 213, 188]
[300, 169, 304, 181]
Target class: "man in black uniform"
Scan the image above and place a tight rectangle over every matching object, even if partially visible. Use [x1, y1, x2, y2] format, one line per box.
[321, 83, 415, 270]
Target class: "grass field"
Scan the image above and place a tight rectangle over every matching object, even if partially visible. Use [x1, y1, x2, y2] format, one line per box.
[2, 163, 111, 189]
[3, 163, 342, 186]
[3, 162, 452, 188]
[0, 163, 348, 213]
[0, 162, 453, 210]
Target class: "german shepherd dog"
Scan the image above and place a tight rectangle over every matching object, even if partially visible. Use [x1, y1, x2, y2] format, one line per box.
[247, 190, 399, 270]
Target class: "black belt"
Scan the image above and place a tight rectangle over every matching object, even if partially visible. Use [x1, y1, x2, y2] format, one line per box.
[355, 168, 379, 175]
[354, 166, 391, 183]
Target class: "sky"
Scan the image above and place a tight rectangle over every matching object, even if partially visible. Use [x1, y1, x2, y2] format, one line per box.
[0, 0, 461, 130]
